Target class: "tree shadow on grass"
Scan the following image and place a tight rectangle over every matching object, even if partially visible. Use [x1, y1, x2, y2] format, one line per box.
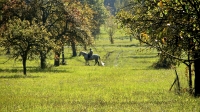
[131, 65, 165, 71]
[0, 66, 72, 74]
[126, 55, 158, 59]
[0, 66, 73, 79]
[67, 99, 175, 107]
[0, 74, 41, 79]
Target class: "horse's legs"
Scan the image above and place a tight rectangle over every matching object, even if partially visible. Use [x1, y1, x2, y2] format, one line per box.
[94, 60, 100, 66]
[97, 56, 100, 66]
[86, 61, 90, 66]
[85, 61, 88, 66]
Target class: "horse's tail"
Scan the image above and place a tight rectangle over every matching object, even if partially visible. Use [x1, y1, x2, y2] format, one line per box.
[98, 56, 105, 66]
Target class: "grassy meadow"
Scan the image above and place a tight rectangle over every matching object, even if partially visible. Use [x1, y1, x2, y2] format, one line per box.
[0, 33, 200, 111]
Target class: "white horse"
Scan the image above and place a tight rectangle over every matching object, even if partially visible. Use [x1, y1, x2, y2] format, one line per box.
[79, 51, 102, 66]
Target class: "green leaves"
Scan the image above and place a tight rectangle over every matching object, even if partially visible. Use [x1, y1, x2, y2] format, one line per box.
[116, 0, 200, 67]
[4, 18, 51, 52]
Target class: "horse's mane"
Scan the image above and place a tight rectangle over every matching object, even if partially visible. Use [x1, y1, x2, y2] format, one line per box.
[80, 51, 99, 56]
[81, 51, 87, 54]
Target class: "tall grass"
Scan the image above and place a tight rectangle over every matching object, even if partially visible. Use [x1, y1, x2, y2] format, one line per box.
[0, 38, 199, 112]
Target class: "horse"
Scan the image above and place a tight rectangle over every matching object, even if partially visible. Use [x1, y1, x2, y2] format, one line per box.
[79, 51, 101, 66]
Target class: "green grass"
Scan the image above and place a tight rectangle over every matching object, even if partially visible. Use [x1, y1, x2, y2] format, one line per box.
[0, 38, 200, 112]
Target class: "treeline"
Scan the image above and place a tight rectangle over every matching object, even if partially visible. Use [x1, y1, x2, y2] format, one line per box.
[104, 0, 132, 15]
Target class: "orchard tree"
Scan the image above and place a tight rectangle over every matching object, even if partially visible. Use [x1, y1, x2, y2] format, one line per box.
[63, 0, 94, 57]
[0, 19, 52, 75]
[0, 0, 66, 68]
[104, 15, 117, 44]
[1, 0, 86, 67]
[0, 0, 99, 68]
[34, 0, 67, 68]
[116, 0, 200, 97]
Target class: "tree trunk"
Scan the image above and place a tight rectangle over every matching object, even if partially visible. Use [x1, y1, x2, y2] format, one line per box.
[130, 35, 132, 42]
[110, 35, 114, 44]
[6, 48, 10, 55]
[194, 51, 200, 97]
[71, 41, 77, 57]
[188, 64, 193, 94]
[40, 52, 47, 69]
[54, 52, 60, 66]
[22, 55, 27, 75]
[61, 46, 66, 65]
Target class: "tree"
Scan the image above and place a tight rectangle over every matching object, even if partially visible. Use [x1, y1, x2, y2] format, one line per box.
[0, 19, 51, 75]
[63, 0, 95, 57]
[114, 0, 132, 13]
[79, 0, 109, 39]
[1, 0, 88, 67]
[0, 0, 98, 68]
[36, 0, 67, 67]
[116, 0, 200, 97]
[0, 0, 66, 68]
[104, 15, 117, 44]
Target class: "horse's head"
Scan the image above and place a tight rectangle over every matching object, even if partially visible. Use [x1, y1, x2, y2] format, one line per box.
[79, 51, 87, 56]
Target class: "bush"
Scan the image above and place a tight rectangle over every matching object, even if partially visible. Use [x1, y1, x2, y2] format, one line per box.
[152, 55, 173, 69]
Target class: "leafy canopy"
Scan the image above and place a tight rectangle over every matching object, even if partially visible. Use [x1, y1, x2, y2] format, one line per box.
[116, 0, 200, 66]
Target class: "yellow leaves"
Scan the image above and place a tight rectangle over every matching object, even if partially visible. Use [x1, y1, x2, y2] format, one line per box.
[163, 28, 167, 33]
[165, 0, 170, 3]
[157, 1, 163, 8]
[141, 33, 148, 38]
[161, 37, 167, 44]
[116, 10, 135, 27]
[161, 38, 165, 44]
[140, 33, 149, 42]
[179, 31, 184, 38]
